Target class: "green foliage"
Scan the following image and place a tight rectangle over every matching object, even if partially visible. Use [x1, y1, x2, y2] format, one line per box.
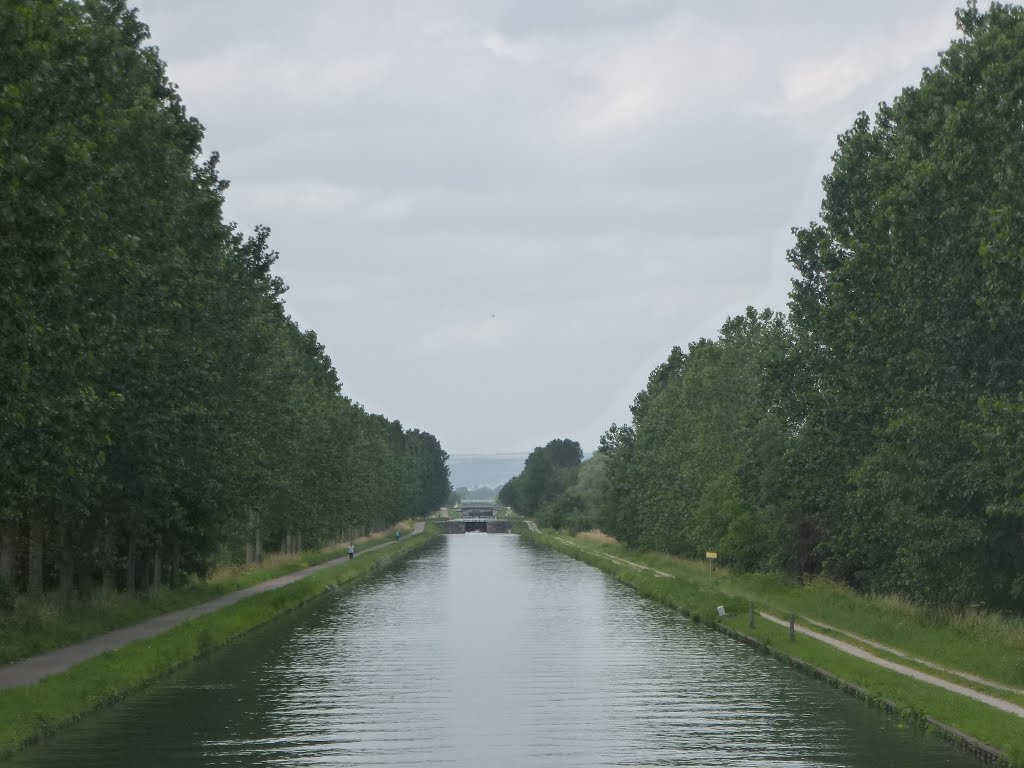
[596, 309, 790, 569]
[536, 453, 608, 533]
[0, 0, 451, 602]
[780, 1, 1024, 605]
[0, 577, 14, 614]
[499, 438, 583, 521]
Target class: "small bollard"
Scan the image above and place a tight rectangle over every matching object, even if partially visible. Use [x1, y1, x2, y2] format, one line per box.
[749, 601, 755, 629]
[789, 613, 795, 641]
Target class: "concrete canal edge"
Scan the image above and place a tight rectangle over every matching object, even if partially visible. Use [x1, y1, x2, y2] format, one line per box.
[521, 526, 1010, 767]
[0, 527, 441, 757]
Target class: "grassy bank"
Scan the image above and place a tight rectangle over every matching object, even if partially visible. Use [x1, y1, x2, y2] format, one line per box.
[0, 527, 438, 756]
[0, 524, 414, 666]
[522, 526, 1024, 765]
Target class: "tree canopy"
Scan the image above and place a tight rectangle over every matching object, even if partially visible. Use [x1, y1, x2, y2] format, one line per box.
[499, 439, 583, 524]
[0, 0, 450, 597]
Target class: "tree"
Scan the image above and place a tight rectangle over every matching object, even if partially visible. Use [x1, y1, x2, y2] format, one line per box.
[499, 439, 582, 519]
[782, 1, 1024, 604]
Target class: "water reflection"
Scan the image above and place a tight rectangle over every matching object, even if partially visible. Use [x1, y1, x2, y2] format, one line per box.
[10, 535, 980, 767]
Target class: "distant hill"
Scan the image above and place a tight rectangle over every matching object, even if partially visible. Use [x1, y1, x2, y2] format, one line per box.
[448, 453, 528, 490]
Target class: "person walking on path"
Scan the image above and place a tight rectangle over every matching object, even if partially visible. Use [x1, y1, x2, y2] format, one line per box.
[348, 544, 355, 559]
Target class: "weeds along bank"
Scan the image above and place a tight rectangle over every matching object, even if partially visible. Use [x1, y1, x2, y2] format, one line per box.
[521, 526, 1024, 766]
[0, 529, 439, 757]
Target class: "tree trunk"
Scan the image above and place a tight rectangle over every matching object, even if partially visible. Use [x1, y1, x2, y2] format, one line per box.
[0, 522, 14, 585]
[79, 565, 94, 599]
[28, 517, 44, 596]
[152, 541, 162, 590]
[246, 508, 257, 565]
[102, 529, 116, 591]
[296, 530, 302, 553]
[126, 533, 137, 593]
[254, 527, 262, 564]
[171, 541, 181, 587]
[59, 523, 74, 601]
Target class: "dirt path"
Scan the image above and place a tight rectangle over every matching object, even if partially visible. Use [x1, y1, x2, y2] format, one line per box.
[757, 611, 1024, 718]
[788, 613, 1024, 697]
[551, 534, 673, 578]
[532, 523, 1024, 719]
[0, 522, 426, 690]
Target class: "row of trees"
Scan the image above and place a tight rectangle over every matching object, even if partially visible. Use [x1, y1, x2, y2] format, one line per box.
[450, 486, 503, 504]
[499, 439, 585, 528]
[597, 311, 802, 571]
[0, 0, 450, 597]
[528, 3, 1024, 609]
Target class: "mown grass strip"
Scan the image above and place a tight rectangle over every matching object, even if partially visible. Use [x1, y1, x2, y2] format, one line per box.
[523, 526, 1024, 766]
[0, 525, 414, 666]
[0, 527, 439, 757]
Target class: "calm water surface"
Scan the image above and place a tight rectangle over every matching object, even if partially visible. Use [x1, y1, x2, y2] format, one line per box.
[10, 535, 981, 767]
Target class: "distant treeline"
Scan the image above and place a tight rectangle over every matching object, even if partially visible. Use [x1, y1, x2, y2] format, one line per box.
[450, 485, 504, 503]
[509, 4, 1024, 610]
[0, 1, 451, 597]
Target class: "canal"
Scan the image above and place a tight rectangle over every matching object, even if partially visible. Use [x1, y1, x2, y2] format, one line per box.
[11, 535, 980, 767]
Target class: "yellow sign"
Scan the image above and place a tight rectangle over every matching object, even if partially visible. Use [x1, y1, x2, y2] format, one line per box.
[706, 551, 718, 559]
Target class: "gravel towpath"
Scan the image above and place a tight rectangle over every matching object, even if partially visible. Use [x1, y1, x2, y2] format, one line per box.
[756, 610, 1024, 718]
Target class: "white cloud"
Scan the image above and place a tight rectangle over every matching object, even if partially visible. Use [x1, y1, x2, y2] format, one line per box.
[132, 0, 969, 453]
[757, 10, 957, 119]
[480, 31, 546, 65]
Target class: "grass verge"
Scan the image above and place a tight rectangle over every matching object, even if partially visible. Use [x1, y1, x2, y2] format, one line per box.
[551, 531, 1024, 687]
[0, 525, 412, 666]
[523, 526, 1024, 766]
[0, 527, 438, 757]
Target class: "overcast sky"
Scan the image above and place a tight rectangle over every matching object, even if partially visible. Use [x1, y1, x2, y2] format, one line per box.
[131, 1, 973, 455]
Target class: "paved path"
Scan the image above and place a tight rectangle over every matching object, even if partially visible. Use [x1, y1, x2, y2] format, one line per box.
[532, 522, 1024, 719]
[0, 522, 426, 690]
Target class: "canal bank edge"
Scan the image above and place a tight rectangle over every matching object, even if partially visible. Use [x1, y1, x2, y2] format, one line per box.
[0, 526, 441, 757]
[519, 525, 1014, 767]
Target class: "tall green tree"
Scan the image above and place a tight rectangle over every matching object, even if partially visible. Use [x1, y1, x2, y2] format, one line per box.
[597, 310, 789, 567]
[0, 0, 451, 597]
[782, 1, 1024, 605]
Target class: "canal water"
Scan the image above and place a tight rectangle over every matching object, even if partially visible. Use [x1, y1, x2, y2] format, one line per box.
[10, 535, 980, 767]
